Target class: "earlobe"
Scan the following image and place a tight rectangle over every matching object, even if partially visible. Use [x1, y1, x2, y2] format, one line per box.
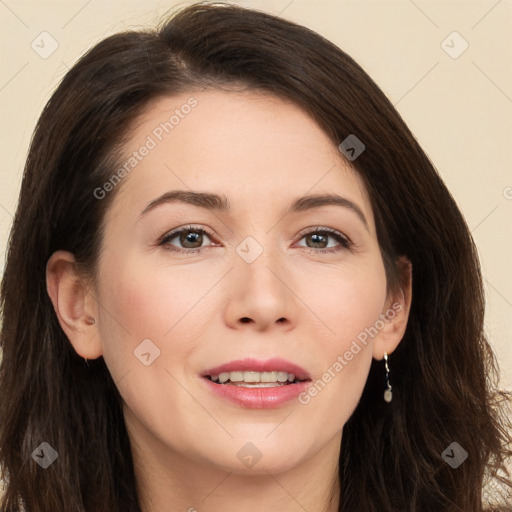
[46, 250, 103, 359]
[373, 256, 413, 360]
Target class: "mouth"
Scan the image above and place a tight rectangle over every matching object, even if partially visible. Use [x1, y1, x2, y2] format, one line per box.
[200, 358, 312, 407]
[204, 371, 309, 387]
[201, 357, 311, 384]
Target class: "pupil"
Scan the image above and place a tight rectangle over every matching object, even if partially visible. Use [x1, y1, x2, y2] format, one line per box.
[182, 231, 201, 248]
[310, 233, 326, 248]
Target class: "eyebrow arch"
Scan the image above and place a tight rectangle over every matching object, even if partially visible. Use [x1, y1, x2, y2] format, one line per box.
[139, 190, 369, 230]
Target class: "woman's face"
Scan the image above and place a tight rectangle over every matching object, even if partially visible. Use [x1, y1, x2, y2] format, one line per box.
[88, 89, 404, 474]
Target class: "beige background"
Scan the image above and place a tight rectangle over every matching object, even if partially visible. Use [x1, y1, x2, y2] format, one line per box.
[0, 0, 511, 394]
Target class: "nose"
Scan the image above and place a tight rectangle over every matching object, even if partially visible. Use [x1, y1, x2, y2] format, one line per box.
[223, 245, 296, 332]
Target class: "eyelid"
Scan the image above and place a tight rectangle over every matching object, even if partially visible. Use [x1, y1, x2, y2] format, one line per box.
[296, 226, 352, 245]
[293, 226, 353, 253]
[158, 224, 353, 253]
[158, 224, 217, 247]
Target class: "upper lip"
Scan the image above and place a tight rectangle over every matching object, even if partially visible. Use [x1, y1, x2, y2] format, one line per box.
[202, 358, 311, 381]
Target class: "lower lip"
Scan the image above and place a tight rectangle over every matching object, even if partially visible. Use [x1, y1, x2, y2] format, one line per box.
[202, 377, 311, 409]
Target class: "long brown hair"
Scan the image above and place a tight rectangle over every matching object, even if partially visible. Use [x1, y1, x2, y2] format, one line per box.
[1, 2, 510, 510]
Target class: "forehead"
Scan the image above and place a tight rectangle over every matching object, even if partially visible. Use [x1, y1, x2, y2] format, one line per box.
[109, 89, 373, 226]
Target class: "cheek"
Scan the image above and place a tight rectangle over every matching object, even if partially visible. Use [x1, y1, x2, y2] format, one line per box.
[93, 256, 164, 377]
[94, 254, 215, 380]
[295, 255, 387, 421]
[333, 260, 387, 370]
[336, 269, 387, 342]
[93, 257, 204, 431]
[98, 254, 205, 338]
[298, 253, 388, 344]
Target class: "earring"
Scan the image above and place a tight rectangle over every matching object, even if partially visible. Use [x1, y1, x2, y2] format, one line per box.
[84, 357, 90, 367]
[86, 317, 96, 325]
[383, 352, 393, 403]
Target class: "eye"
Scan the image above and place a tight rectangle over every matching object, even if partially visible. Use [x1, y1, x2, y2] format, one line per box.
[158, 225, 217, 253]
[158, 225, 353, 254]
[295, 227, 353, 253]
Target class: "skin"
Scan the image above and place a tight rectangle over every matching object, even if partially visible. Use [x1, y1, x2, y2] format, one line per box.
[46, 89, 412, 512]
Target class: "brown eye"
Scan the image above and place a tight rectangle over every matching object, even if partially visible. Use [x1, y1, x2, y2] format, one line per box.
[297, 228, 352, 253]
[176, 229, 205, 249]
[305, 232, 329, 249]
[159, 225, 216, 253]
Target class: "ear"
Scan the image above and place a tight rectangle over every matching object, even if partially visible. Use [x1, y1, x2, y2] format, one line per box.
[372, 255, 413, 360]
[46, 250, 103, 359]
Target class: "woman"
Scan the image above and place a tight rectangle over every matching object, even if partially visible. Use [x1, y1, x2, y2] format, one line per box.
[0, 2, 510, 511]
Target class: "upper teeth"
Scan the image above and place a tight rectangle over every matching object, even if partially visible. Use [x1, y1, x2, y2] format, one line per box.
[210, 371, 296, 383]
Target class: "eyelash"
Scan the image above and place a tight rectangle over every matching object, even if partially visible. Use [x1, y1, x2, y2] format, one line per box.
[158, 224, 353, 254]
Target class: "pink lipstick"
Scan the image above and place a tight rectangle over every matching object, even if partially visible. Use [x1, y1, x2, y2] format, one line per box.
[201, 357, 312, 409]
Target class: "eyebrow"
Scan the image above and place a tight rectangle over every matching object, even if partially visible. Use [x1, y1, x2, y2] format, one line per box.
[139, 190, 369, 230]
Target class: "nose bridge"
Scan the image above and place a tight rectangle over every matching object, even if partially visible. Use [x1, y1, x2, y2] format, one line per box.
[225, 229, 293, 327]
[235, 231, 284, 290]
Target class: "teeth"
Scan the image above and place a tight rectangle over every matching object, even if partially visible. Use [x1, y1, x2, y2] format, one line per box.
[244, 371, 260, 383]
[230, 371, 244, 382]
[261, 371, 277, 382]
[210, 371, 298, 384]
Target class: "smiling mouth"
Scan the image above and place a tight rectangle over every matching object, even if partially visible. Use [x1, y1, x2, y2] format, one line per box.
[205, 371, 309, 387]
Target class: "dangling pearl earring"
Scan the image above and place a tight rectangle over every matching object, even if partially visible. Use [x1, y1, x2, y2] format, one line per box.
[383, 352, 393, 403]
